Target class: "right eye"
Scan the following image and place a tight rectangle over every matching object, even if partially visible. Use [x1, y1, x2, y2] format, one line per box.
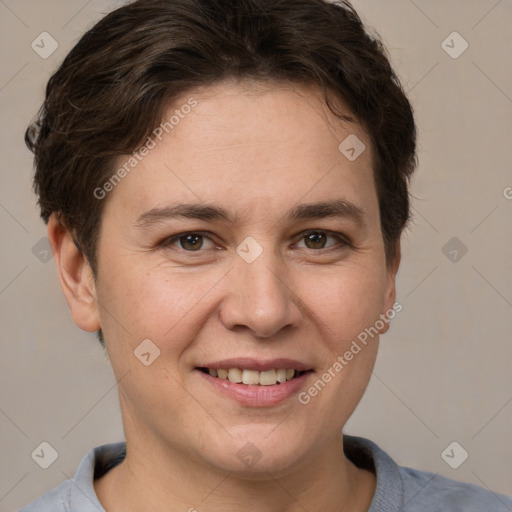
[160, 232, 218, 252]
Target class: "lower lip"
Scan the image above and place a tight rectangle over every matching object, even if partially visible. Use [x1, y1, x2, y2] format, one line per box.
[196, 370, 313, 407]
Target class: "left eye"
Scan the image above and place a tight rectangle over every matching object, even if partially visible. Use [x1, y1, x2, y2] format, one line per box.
[162, 230, 348, 252]
[294, 231, 348, 250]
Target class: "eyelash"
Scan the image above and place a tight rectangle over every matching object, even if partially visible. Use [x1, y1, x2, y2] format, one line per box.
[159, 230, 351, 255]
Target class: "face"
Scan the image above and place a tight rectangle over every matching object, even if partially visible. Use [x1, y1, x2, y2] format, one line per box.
[70, 80, 398, 476]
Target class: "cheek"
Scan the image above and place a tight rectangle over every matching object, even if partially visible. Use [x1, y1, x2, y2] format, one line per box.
[95, 261, 221, 353]
[96, 246, 388, 362]
[301, 264, 387, 349]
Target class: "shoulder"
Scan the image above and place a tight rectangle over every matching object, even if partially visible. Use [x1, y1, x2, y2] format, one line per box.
[343, 435, 512, 511]
[399, 465, 512, 511]
[15, 441, 126, 512]
[15, 480, 71, 511]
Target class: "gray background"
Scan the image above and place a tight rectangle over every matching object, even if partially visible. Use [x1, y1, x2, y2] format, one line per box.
[1, 0, 511, 509]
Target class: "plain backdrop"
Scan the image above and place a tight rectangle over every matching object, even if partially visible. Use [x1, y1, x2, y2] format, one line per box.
[1, 0, 511, 509]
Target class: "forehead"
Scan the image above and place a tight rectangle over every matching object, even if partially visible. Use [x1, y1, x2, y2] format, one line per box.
[166, 79, 370, 161]
[104, 80, 378, 228]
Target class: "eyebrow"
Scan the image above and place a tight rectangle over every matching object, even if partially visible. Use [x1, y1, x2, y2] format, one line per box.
[134, 199, 367, 229]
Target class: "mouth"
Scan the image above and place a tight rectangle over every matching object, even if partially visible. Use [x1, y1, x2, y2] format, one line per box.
[197, 367, 309, 386]
[194, 358, 314, 406]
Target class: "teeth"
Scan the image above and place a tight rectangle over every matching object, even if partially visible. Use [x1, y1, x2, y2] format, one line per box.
[276, 369, 287, 383]
[259, 369, 277, 386]
[207, 367, 300, 385]
[242, 370, 260, 385]
[228, 368, 242, 383]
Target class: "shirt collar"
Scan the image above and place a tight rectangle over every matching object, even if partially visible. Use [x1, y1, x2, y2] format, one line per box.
[68, 436, 403, 511]
[344, 435, 405, 511]
[70, 441, 126, 511]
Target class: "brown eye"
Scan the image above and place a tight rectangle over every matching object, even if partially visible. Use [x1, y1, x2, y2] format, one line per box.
[296, 230, 348, 251]
[178, 234, 204, 251]
[161, 232, 216, 252]
[304, 231, 328, 249]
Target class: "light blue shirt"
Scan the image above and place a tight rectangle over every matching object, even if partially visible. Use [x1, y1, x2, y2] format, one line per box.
[17, 435, 512, 511]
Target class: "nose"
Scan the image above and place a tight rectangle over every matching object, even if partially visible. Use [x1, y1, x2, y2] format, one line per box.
[219, 250, 303, 339]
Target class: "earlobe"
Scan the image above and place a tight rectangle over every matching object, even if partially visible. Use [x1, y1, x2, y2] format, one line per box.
[47, 213, 101, 333]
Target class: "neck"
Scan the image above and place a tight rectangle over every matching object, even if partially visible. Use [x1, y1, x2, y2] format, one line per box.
[94, 432, 375, 512]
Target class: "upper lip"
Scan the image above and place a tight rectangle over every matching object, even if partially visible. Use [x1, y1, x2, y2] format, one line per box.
[196, 358, 312, 372]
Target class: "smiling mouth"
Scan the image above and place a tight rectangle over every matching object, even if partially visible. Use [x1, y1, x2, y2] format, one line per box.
[197, 367, 309, 386]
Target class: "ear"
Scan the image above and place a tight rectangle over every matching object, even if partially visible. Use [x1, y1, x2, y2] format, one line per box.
[379, 240, 401, 335]
[47, 213, 101, 332]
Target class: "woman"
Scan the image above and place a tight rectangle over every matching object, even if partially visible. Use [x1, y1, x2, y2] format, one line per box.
[20, 0, 512, 510]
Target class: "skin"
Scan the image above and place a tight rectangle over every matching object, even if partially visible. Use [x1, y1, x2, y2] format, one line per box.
[48, 79, 401, 512]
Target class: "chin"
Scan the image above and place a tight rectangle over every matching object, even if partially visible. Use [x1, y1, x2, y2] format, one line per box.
[196, 426, 310, 478]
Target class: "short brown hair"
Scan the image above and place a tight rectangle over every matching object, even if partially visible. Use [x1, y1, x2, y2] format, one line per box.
[26, 0, 416, 283]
